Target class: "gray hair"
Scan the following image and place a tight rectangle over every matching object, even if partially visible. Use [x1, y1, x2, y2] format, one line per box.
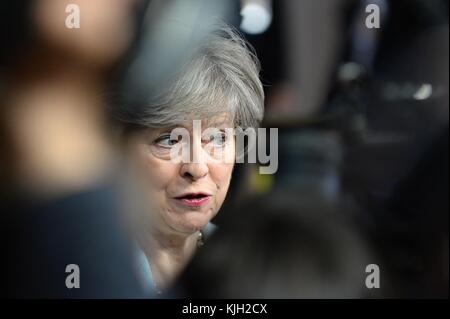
[115, 23, 264, 131]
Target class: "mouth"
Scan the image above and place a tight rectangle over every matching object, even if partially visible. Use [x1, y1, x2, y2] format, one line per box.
[174, 192, 212, 207]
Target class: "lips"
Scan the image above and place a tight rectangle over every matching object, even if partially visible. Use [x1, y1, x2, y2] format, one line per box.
[174, 192, 212, 207]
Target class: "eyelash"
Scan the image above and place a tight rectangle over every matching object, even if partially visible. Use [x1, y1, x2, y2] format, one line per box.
[153, 132, 228, 147]
[154, 134, 178, 147]
[207, 132, 227, 145]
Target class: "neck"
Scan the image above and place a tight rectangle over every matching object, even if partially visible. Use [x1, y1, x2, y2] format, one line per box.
[140, 228, 200, 291]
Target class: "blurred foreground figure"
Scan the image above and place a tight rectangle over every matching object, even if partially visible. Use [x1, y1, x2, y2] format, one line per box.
[176, 191, 374, 298]
[0, 0, 147, 297]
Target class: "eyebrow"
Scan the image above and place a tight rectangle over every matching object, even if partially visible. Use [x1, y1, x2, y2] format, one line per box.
[203, 118, 233, 128]
[148, 116, 234, 135]
[150, 125, 184, 134]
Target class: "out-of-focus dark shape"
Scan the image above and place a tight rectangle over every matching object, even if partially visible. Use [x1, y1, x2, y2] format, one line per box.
[1, 180, 144, 298]
[176, 191, 373, 298]
[383, 127, 449, 297]
[329, 0, 448, 298]
[231, 0, 448, 298]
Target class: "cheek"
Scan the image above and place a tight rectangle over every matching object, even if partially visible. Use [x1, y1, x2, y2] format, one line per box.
[210, 163, 234, 200]
[134, 145, 177, 191]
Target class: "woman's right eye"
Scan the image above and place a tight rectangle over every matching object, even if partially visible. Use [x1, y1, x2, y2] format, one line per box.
[154, 134, 179, 147]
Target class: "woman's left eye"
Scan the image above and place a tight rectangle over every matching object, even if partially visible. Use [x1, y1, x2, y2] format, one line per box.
[205, 132, 227, 146]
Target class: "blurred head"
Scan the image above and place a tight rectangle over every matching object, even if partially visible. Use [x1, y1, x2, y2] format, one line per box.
[1, 0, 143, 70]
[177, 191, 373, 298]
[120, 25, 264, 236]
[34, 0, 142, 67]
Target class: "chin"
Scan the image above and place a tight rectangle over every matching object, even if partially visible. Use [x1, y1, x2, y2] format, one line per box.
[170, 212, 214, 234]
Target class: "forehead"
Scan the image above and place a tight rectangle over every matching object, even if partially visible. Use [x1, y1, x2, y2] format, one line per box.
[169, 112, 234, 130]
[201, 112, 233, 127]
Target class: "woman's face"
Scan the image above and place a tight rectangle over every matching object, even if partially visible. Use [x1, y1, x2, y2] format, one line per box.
[129, 114, 235, 235]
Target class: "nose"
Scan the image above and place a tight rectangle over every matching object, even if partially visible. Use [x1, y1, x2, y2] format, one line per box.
[179, 131, 210, 181]
[180, 162, 209, 181]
